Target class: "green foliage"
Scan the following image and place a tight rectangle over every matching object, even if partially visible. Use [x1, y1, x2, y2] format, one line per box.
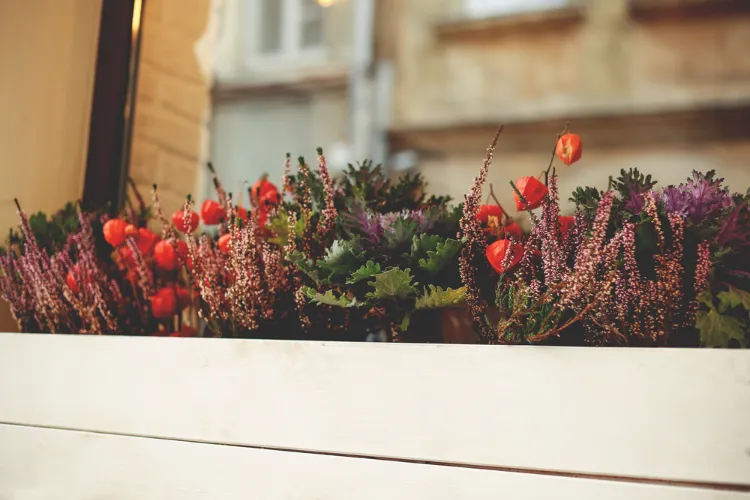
[317, 240, 365, 281]
[383, 217, 419, 252]
[384, 173, 428, 212]
[494, 280, 569, 344]
[611, 168, 657, 200]
[335, 161, 444, 214]
[569, 186, 602, 218]
[696, 308, 747, 348]
[414, 285, 466, 310]
[2, 202, 110, 261]
[285, 157, 465, 339]
[288, 250, 320, 284]
[337, 160, 391, 212]
[267, 208, 303, 247]
[346, 260, 381, 285]
[418, 238, 462, 275]
[408, 233, 442, 265]
[5, 202, 82, 255]
[366, 268, 418, 302]
[717, 287, 750, 313]
[301, 286, 362, 308]
[697, 289, 750, 348]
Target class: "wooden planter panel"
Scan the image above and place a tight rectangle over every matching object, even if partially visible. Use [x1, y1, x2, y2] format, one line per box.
[0, 333, 748, 498]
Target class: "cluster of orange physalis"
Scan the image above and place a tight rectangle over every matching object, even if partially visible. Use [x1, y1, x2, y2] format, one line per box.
[484, 132, 582, 275]
[96, 216, 191, 334]
[213, 175, 281, 254]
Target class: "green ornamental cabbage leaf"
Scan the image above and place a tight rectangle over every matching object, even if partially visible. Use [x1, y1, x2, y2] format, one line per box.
[301, 286, 362, 308]
[317, 240, 365, 280]
[346, 260, 381, 285]
[366, 268, 418, 302]
[408, 233, 442, 264]
[418, 238, 462, 275]
[717, 287, 750, 314]
[383, 217, 418, 251]
[267, 209, 304, 247]
[288, 250, 320, 284]
[415, 285, 467, 310]
[696, 308, 748, 348]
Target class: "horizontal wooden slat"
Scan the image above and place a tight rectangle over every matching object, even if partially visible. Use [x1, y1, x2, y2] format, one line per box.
[0, 334, 748, 487]
[0, 424, 747, 500]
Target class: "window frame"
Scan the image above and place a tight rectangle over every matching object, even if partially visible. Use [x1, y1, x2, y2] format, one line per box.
[463, 0, 571, 19]
[244, 0, 327, 71]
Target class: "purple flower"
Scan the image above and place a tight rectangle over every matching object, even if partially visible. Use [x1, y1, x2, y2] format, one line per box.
[661, 185, 691, 216]
[660, 170, 731, 224]
[623, 187, 646, 214]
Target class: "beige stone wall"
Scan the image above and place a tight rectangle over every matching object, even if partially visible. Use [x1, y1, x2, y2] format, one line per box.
[390, 0, 750, 129]
[129, 0, 215, 216]
[384, 0, 750, 201]
[0, 0, 103, 332]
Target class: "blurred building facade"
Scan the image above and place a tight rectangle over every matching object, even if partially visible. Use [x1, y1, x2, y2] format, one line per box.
[209, 0, 358, 198]
[206, 0, 750, 213]
[382, 0, 750, 212]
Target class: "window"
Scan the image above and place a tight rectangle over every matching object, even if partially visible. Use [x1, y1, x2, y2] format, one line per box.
[464, 0, 569, 18]
[248, 0, 325, 62]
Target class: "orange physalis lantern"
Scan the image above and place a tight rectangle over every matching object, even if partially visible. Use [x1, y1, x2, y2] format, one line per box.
[486, 239, 523, 274]
[555, 133, 583, 166]
[513, 177, 548, 211]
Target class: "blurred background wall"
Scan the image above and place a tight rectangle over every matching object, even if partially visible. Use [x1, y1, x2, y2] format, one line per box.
[386, 0, 750, 215]
[208, 0, 750, 218]
[0, 1, 103, 331]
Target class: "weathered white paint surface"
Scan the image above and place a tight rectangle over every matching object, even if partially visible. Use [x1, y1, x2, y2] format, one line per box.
[1, 424, 746, 500]
[0, 333, 748, 498]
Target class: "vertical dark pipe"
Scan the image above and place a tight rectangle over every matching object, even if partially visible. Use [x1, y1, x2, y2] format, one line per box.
[82, 0, 146, 213]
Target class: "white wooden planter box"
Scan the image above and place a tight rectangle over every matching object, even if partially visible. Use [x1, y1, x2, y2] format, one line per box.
[0, 333, 748, 499]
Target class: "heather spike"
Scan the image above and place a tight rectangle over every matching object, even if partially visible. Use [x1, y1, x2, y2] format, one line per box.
[316, 146, 337, 243]
[458, 126, 503, 342]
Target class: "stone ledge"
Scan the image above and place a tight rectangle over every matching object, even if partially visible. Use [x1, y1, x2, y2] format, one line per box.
[435, 5, 584, 43]
[388, 100, 750, 155]
[629, 0, 750, 21]
[213, 73, 349, 103]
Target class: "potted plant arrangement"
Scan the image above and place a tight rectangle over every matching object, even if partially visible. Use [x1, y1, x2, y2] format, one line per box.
[1, 126, 748, 347]
[457, 126, 750, 347]
[176, 150, 469, 342]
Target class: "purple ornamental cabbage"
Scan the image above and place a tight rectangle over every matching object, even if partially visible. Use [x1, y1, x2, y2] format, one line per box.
[661, 170, 731, 224]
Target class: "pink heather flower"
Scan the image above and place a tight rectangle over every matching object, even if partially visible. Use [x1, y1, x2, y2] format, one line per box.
[539, 172, 565, 286]
[295, 156, 315, 258]
[458, 127, 503, 342]
[316, 147, 338, 243]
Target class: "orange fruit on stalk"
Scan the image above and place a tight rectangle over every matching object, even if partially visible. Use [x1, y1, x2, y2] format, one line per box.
[486, 239, 523, 274]
[250, 175, 279, 206]
[513, 177, 548, 211]
[136, 228, 160, 255]
[200, 199, 225, 225]
[150, 287, 177, 320]
[103, 219, 128, 247]
[124, 224, 139, 239]
[555, 133, 583, 166]
[503, 221, 523, 241]
[154, 239, 187, 271]
[559, 215, 575, 237]
[172, 209, 199, 234]
[218, 233, 232, 254]
[477, 204, 504, 223]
